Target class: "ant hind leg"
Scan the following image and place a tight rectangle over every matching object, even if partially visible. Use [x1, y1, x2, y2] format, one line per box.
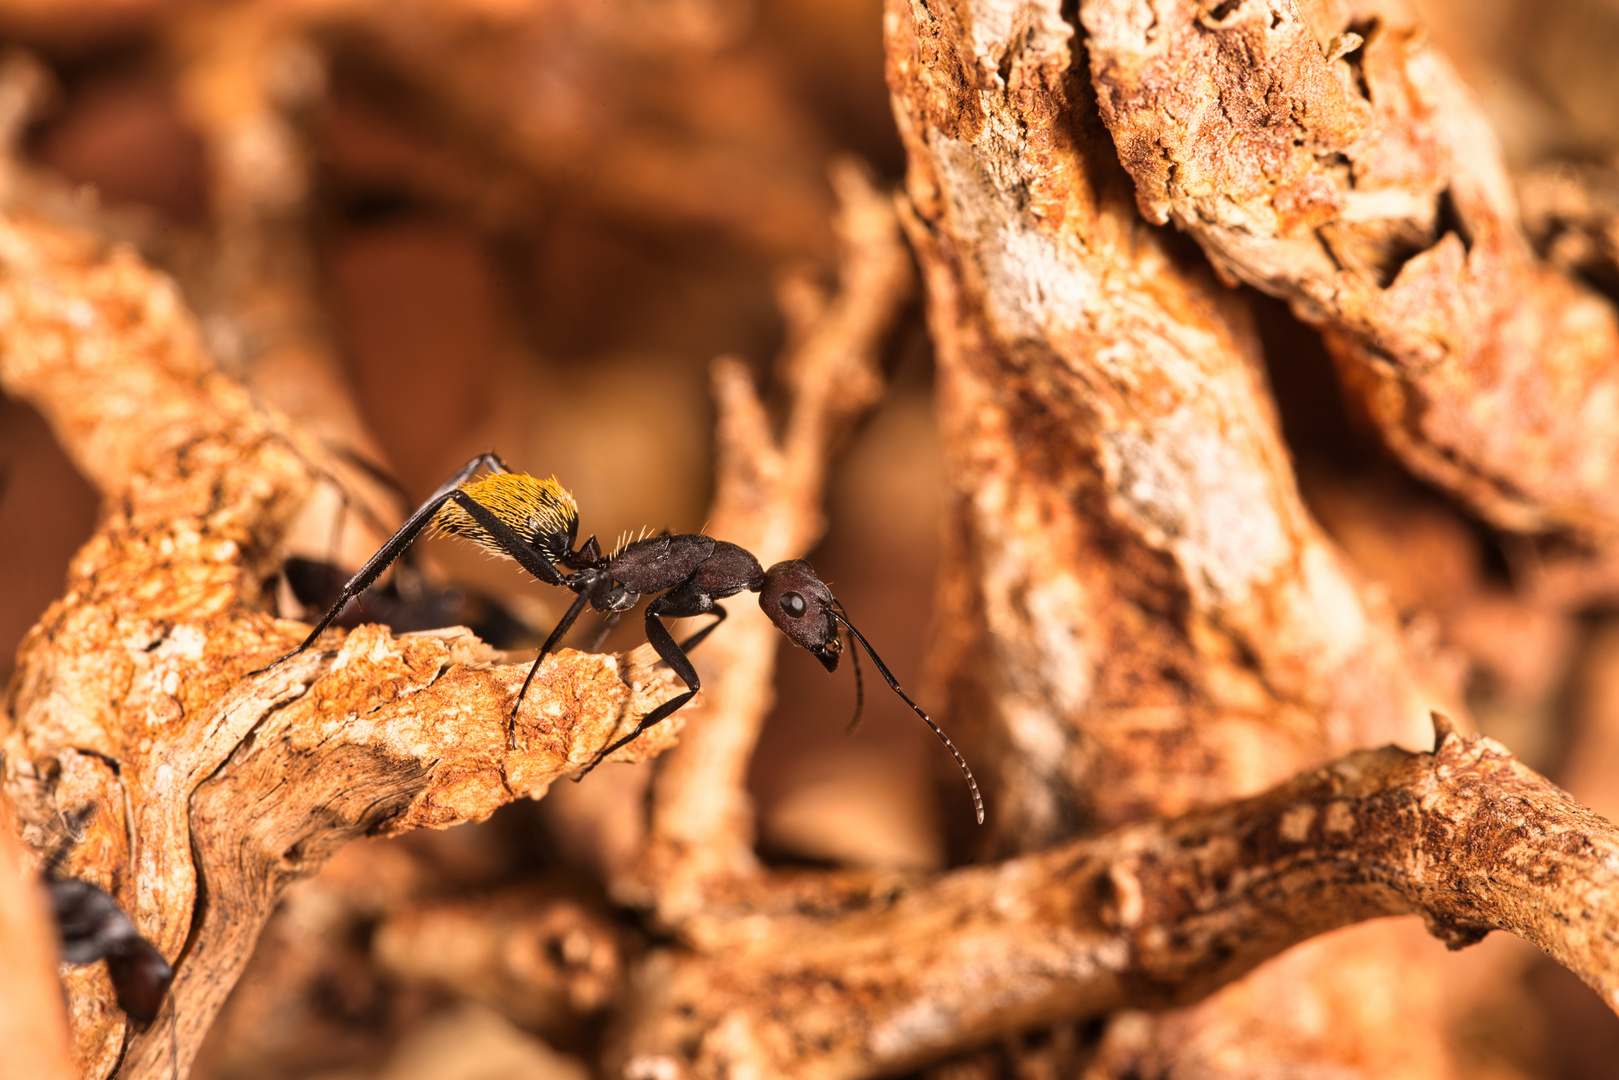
[252, 455, 552, 675]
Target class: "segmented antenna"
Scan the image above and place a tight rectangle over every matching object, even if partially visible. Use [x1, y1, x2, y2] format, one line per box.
[841, 616, 865, 736]
[832, 612, 984, 825]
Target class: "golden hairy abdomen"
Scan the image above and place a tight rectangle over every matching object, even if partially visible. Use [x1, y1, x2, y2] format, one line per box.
[432, 472, 578, 552]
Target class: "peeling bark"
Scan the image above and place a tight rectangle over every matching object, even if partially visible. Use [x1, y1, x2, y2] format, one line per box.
[1082, 0, 1619, 546]
[883, 0, 1457, 1073]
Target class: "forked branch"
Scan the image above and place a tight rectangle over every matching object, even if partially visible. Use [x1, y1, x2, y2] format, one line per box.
[0, 206, 685, 1080]
[613, 718, 1619, 1078]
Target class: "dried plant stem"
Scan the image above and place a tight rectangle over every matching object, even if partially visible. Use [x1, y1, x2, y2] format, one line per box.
[0, 209, 684, 1080]
[637, 160, 913, 920]
[613, 721, 1619, 1079]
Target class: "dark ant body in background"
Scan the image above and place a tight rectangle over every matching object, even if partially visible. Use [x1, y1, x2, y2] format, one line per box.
[40, 807, 177, 1079]
[282, 555, 530, 648]
[42, 808, 174, 1027]
[50, 877, 174, 1025]
[258, 453, 983, 823]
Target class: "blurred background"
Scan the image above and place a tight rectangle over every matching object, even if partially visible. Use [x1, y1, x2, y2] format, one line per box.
[1, 0, 1618, 1077]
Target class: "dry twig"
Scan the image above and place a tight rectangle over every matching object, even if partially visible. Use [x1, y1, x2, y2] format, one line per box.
[373, 884, 627, 1042]
[0, 208, 683, 1080]
[611, 719, 1619, 1078]
[633, 159, 913, 920]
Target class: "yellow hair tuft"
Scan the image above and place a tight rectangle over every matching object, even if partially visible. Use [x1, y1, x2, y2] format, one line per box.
[432, 472, 578, 560]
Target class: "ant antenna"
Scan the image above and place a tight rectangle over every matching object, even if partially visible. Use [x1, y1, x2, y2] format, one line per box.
[830, 610, 984, 825]
[839, 609, 865, 736]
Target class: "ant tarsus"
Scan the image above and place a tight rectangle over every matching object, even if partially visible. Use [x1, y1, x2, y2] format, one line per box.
[255, 454, 985, 824]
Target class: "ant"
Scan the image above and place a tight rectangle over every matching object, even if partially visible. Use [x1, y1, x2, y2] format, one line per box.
[51, 878, 174, 1025]
[41, 808, 177, 1078]
[257, 453, 983, 824]
[282, 555, 529, 648]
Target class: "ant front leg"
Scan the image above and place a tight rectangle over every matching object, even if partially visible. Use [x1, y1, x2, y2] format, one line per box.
[679, 605, 727, 652]
[579, 588, 713, 775]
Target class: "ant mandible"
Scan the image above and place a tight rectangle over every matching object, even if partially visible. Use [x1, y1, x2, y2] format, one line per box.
[258, 453, 984, 824]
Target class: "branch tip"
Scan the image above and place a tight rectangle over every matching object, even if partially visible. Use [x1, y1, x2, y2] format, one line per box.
[1430, 710, 1460, 751]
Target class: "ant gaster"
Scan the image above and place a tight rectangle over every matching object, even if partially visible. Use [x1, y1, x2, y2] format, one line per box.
[258, 453, 983, 824]
[51, 878, 174, 1025]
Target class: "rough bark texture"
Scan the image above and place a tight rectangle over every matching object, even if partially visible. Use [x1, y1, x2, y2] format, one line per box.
[1082, 0, 1619, 551]
[883, 0, 1458, 1073]
[0, 208, 684, 1080]
[610, 721, 1619, 1078]
[888, 0, 1453, 850]
[2, 2, 1618, 1078]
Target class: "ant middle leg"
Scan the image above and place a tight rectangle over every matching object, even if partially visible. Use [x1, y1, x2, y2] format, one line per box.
[512, 588, 594, 722]
[586, 609, 625, 653]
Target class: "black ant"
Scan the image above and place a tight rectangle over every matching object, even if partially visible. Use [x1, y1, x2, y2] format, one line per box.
[42, 808, 177, 1077]
[257, 453, 983, 824]
[282, 555, 529, 648]
[50, 878, 174, 1025]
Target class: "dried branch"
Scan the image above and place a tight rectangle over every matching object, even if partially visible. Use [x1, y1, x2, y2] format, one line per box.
[886, 0, 1440, 853]
[883, 0, 1458, 1071]
[1082, 0, 1619, 546]
[0, 208, 685, 1079]
[612, 721, 1619, 1078]
[634, 159, 913, 919]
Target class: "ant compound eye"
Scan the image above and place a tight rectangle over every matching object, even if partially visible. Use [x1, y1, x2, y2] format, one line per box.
[780, 591, 807, 618]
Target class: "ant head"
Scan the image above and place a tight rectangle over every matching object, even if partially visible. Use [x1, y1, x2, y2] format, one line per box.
[759, 560, 842, 672]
